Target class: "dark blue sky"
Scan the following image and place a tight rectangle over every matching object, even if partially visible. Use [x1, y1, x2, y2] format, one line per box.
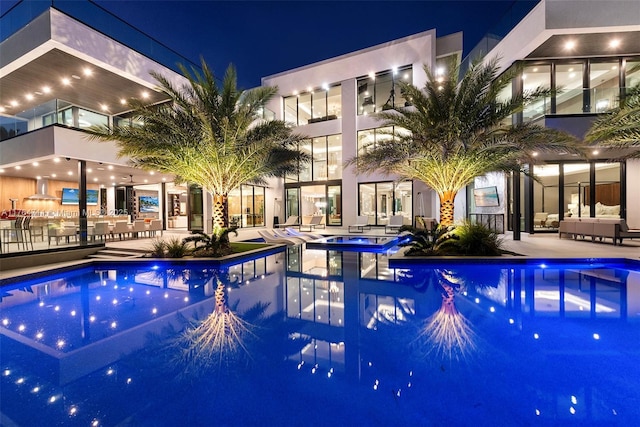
[3, 1, 538, 88]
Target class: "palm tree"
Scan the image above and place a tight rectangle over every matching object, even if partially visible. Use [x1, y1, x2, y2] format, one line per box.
[89, 60, 308, 228]
[348, 57, 583, 226]
[585, 84, 640, 151]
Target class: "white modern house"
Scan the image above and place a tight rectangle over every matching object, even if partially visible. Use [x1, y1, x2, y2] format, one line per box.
[2, 0, 640, 256]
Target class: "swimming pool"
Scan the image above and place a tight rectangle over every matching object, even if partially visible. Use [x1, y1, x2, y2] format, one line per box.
[305, 235, 410, 251]
[1, 248, 640, 425]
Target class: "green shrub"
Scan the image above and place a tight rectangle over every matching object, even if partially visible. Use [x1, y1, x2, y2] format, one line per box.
[165, 237, 188, 258]
[437, 221, 503, 256]
[401, 221, 504, 257]
[149, 238, 167, 258]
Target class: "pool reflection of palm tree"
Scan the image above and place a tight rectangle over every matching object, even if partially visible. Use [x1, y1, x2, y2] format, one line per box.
[172, 267, 256, 372]
[416, 269, 477, 361]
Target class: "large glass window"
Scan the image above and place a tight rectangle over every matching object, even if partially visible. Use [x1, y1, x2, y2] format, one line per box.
[522, 65, 551, 122]
[356, 126, 394, 155]
[564, 163, 591, 218]
[227, 184, 265, 227]
[556, 63, 584, 114]
[590, 61, 620, 113]
[312, 137, 327, 181]
[287, 135, 342, 182]
[327, 185, 341, 226]
[592, 163, 621, 218]
[357, 65, 412, 115]
[327, 135, 342, 180]
[358, 181, 412, 226]
[282, 85, 341, 125]
[532, 164, 560, 230]
[626, 59, 640, 89]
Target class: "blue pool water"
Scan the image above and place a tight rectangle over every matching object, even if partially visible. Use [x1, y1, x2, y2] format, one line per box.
[305, 235, 410, 251]
[1, 248, 640, 426]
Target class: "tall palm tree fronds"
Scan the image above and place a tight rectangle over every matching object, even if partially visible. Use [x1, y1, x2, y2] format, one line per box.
[348, 57, 583, 226]
[88, 60, 309, 228]
[585, 84, 640, 153]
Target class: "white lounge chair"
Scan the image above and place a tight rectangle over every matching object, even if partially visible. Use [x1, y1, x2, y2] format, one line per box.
[285, 227, 323, 241]
[349, 215, 371, 233]
[272, 228, 309, 243]
[300, 215, 325, 231]
[257, 230, 299, 245]
[275, 215, 299, 228]
[385, 215, 404, 234]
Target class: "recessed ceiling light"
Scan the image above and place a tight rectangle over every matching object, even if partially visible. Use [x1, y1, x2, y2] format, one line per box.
[53, 157, 61, 163]
[36, 175, 41, 179]
[293, 90, 298, 96]
[141, 91, 150, 99]
[110, 175, 115, 179]
[83, 67, 93, 76]
[87, 168, 93, 173]
[51, 173, 57, 177]
[0, 169, 5, 173]
[592, 149, 599, 155]
[369, 72, 375, 80]
[565, 40, 576, 50]
[100, 104, 109, 111]
[609, 39, 620, 48]
[93, 178, 98, 182]
[42, 86, 51, 93]
[62, 78, 71, 85]
[67, 171, 73, 176]
[10, 100, 19, 107]
[108, 165, 114, 170]
[533, 67, 538, 72]
[15, 165, 21, 170]
[149, 171, 155, 175]
[120, 98, 127, 105]
[0, 107, 5, 113]
[162, 177, 166, 181]
[25, 94, 34, 101]
[144, 179, 148, 183]
[32, 161, 39, 166]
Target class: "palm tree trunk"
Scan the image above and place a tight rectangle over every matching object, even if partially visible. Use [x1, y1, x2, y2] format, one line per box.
[212, 193, 229, 229]
[439, 190, 456, 226]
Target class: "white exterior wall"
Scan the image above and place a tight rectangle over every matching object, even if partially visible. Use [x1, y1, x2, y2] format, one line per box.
[262, 30, 439, 227]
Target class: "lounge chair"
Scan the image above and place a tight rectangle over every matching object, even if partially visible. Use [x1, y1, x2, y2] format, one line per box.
[385, 215, 404, 234]
[257, 230, 299, 245]
[349, 215, 371, 233]
[275, 215, 299, 228]
[285, 227, 323, 241]
[272, 228, 309, 243]
[617, 221, 640, 244]
[300, 215, 325, 231]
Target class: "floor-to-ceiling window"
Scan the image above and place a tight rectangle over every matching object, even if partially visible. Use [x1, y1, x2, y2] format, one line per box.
[357, 65, 412, 115]
[556, 62, 585, 114]
[283, 85, 341, 125]
[285, 134, 342, 226]
[532, 164, 560, 230]
[227, 184, 265, 228]
[357, 181, 412, 226]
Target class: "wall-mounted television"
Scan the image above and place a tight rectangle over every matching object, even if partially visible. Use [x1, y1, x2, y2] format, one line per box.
[138, 195, 160, 213]
[61, 188, 99, 205]
[473, 186, 500, 207]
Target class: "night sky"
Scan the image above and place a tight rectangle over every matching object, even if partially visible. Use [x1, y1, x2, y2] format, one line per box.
[2, 0, 538, 88]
